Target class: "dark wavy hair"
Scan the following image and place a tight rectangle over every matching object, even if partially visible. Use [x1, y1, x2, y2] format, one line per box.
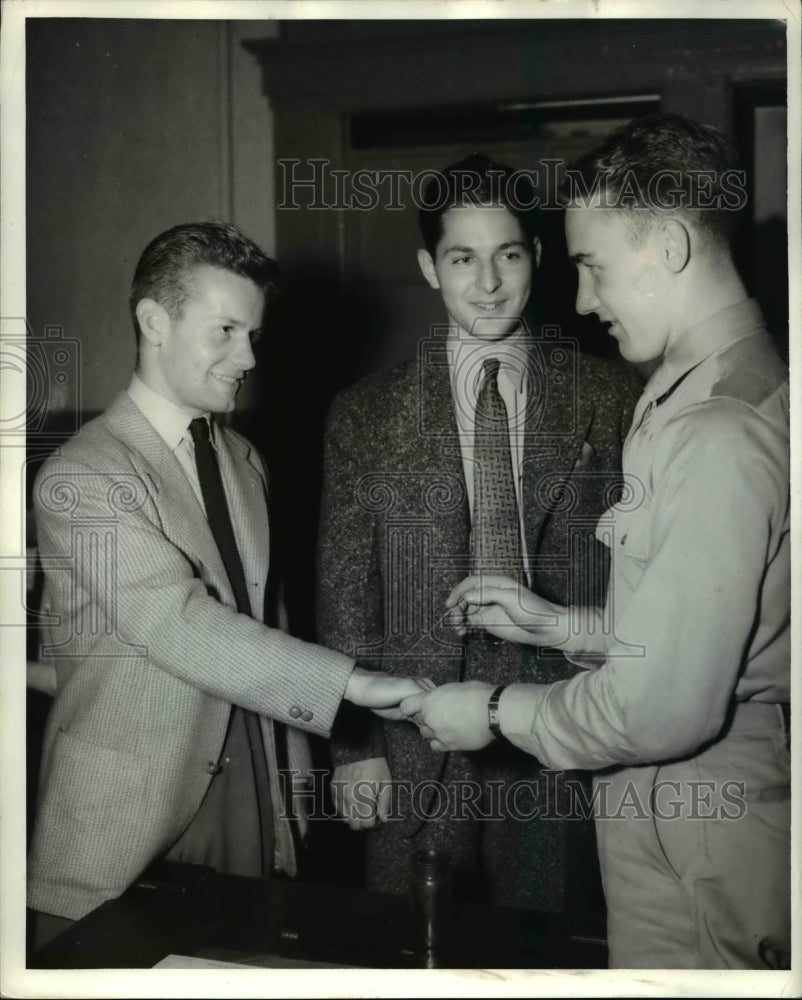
[418, 153, 540, 256]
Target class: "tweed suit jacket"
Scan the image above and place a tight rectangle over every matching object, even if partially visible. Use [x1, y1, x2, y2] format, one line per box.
[318, 337, 641, 831]
[29, 390, 354, 921]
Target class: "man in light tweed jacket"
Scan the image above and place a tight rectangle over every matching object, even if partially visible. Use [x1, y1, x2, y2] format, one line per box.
[28, 223, 422, 946]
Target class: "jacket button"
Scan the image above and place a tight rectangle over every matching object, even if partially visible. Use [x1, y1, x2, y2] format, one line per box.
[301, 710, 314, 722]
[289, 706, 302, 718]
[206, 761, 223, 775]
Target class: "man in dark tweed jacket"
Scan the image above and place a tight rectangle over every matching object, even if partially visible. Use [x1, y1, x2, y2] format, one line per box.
[317, 156, 641, 912]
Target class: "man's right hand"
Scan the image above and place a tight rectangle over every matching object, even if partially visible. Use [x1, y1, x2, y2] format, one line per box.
[344, 666, 435, 717]
[330, 756, 392, 830]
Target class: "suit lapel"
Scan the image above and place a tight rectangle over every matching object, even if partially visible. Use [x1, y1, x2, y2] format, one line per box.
[416, 348, 471, 640]
[522, 345, 596, 557]
[417, 339, 470, 546]
[103, 393, 234, 605]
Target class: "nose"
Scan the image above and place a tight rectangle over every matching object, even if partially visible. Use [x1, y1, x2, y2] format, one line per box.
[476, 259, 501, 294]
[575, 269, 600, 317]
[233, 332, 256, 372]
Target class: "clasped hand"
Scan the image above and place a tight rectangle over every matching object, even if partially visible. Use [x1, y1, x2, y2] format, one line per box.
[332, 680, 498, 828]
[394, 576, 565, 750]
[336, 576, 565, 821]
[400, 680, 497, 752]
[343, 665, 436, 718]
[335, 669, 436, 828]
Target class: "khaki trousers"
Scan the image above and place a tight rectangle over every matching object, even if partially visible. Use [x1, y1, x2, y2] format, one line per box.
[595, 704, 791, 969]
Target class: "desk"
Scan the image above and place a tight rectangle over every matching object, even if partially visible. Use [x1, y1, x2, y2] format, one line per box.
[29, 862, 607, 969]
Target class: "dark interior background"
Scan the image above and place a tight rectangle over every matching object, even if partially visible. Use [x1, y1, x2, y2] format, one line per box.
[239, 18, 788, 644]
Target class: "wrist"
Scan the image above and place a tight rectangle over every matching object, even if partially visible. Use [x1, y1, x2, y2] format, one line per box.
[496, 682, 538, 741]
[563, 606, 607, 657]
[343, 664, 363, 702]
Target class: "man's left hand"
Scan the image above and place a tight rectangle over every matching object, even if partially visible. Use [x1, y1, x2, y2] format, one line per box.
[400, 681, 496, 751]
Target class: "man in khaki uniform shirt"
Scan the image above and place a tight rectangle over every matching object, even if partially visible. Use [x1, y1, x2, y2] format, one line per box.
[404, 115, 791, 969]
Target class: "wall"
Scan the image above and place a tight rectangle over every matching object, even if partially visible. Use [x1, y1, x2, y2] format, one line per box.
[26, 17, 278, 421]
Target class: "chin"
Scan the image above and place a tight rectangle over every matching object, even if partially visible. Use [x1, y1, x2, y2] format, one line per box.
[197, 398, 232, 415]
[616, 339, 637, 362]
[467, 321, 520, 342]
[210, 388, 240, 414]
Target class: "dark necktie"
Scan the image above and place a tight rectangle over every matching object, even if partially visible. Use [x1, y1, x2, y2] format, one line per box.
[470, 358, 524, 581]
[188, 416, 276, 878]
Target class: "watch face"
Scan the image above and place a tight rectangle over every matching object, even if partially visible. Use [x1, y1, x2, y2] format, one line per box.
[488, 684, 507, 737]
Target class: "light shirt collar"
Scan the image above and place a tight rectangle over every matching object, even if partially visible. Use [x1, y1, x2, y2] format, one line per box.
[647, 298, 765, 402]
[448, 323, 530, 402]
[127, 373, 211, 451]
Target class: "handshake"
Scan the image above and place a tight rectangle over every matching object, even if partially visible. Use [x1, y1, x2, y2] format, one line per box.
[346, 667, 508, 752]
[333, 574, 556, 829]
[343, 572, 571, 746]
[332, 577, 554, 830]
[335, 672, 507, 830]
[333, 573, 605, 828]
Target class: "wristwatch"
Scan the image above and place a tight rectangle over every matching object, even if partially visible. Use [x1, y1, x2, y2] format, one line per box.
[487, 684, 508, 739]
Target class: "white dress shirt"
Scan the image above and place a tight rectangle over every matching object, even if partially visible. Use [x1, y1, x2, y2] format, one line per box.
[127, 373, 209, 508]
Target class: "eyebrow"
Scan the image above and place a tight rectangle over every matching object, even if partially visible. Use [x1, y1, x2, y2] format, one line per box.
[441, 240, 528, 255]
[215, 314, 257, 329]
[568, 252, 594, 265]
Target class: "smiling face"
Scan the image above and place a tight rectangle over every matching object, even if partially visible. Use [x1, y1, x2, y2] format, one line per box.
[140, 264, 265, 415]
[565, 200, 675, 364]
[417, 203, 539, 342]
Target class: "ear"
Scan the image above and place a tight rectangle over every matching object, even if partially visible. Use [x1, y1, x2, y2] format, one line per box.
[660, 219, 691, 274]
[135, 298, 171, 346]
[531, 236, 542, 270]
[417, 248, 440, 290]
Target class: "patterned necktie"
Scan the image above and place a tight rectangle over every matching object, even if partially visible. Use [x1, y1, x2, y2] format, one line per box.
[188, 416, 276, 878]
[470, 358, 524, 581]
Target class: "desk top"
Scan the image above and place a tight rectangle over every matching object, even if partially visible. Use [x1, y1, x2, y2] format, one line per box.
[29, 862, 607, 970]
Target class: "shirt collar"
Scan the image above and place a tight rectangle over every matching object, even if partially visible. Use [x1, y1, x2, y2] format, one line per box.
[448, 324, 530, 400]
[127, 373, 211, 451]
[646, 298, 765, 401]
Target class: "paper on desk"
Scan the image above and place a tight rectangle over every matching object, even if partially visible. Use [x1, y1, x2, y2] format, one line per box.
[154, 953, 347, 969]
[154, 956, 254, 969]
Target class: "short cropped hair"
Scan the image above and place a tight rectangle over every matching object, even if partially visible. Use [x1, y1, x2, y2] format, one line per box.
[560, 113, 745, 245]
[418, 153, 540, 256]
[129, 222, 282, 341]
